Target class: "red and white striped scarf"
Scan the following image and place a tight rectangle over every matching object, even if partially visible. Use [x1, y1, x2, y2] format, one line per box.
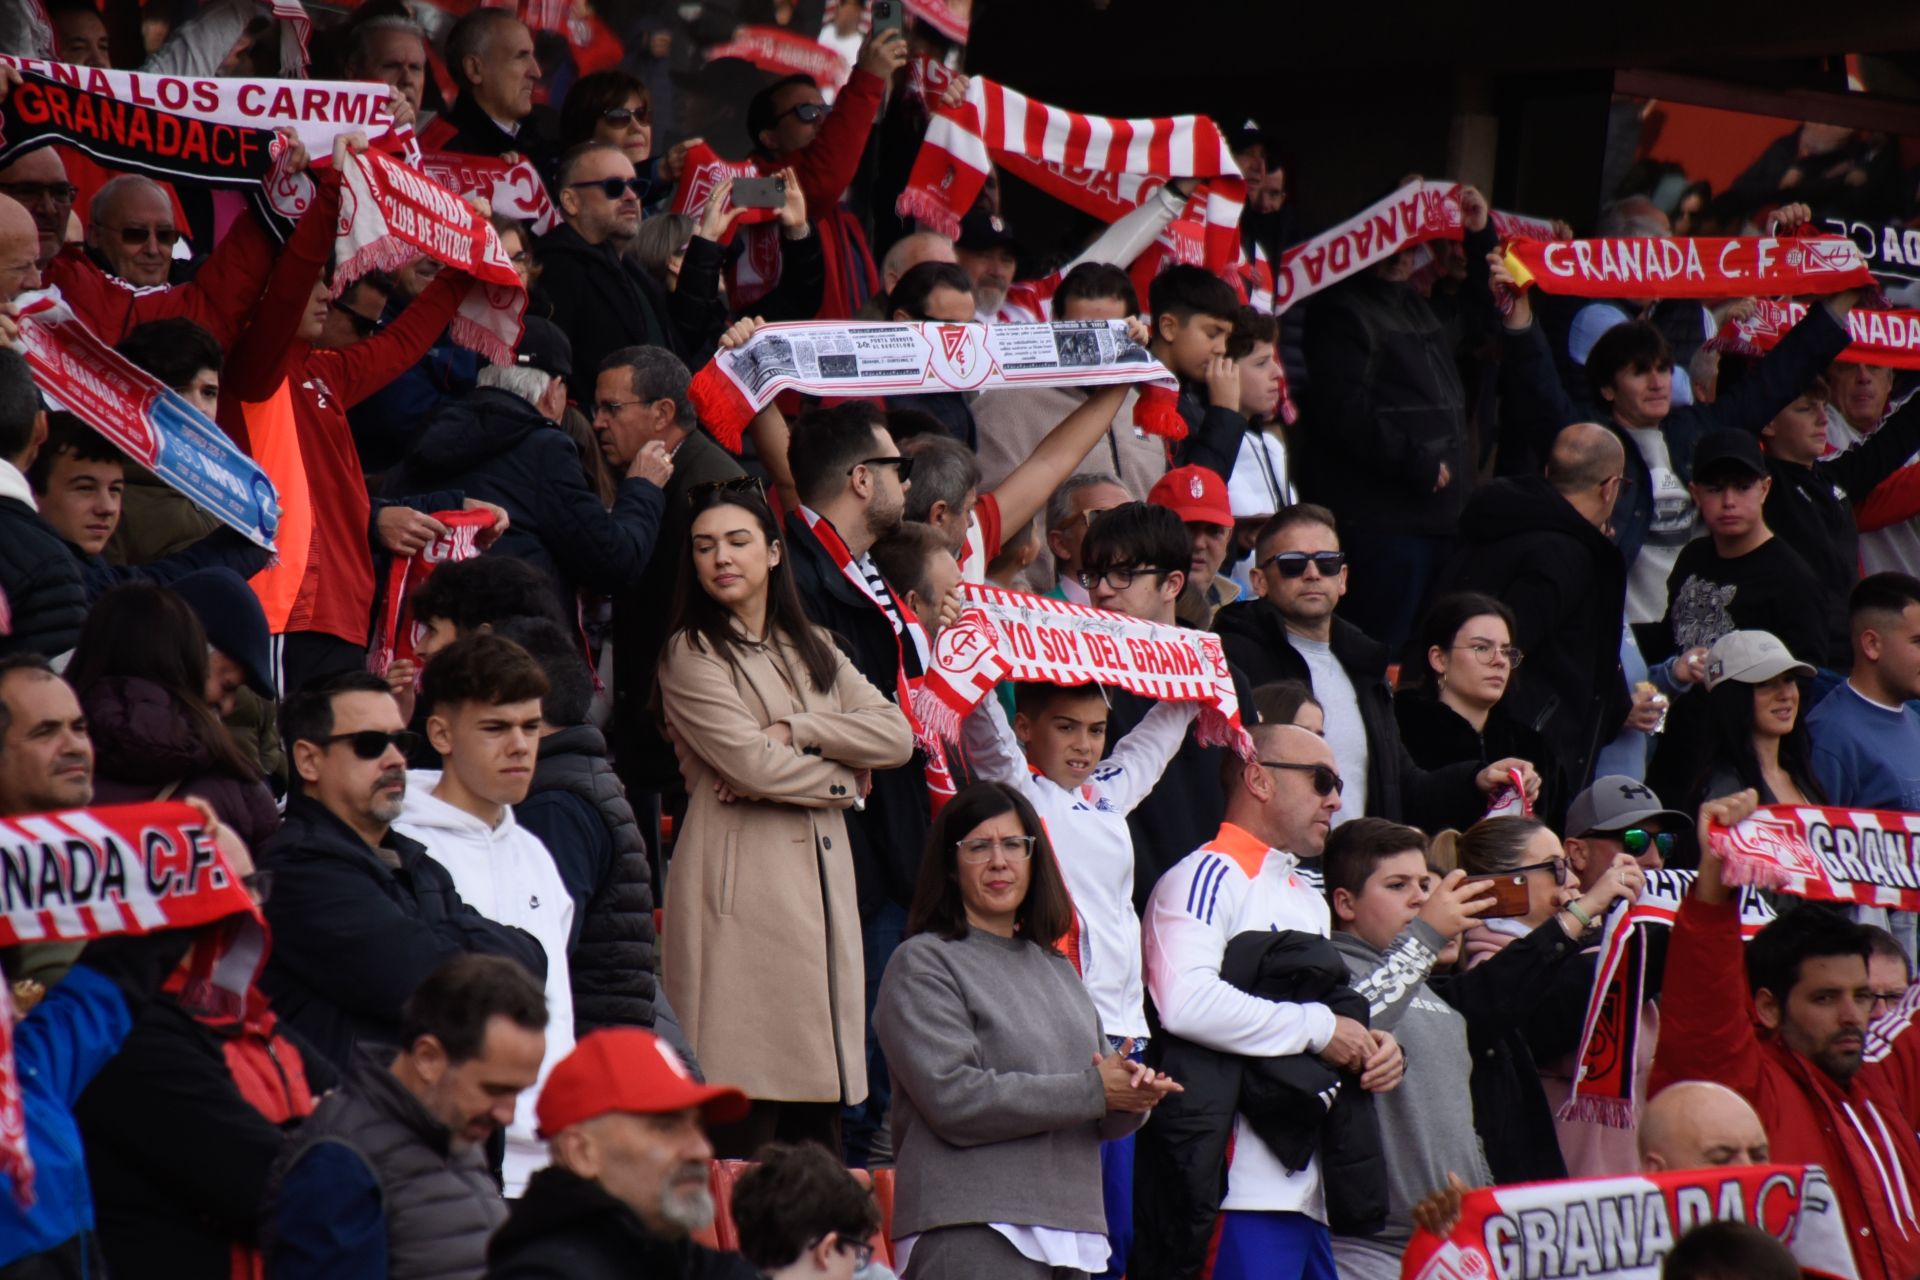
[897, 76, 1245, 276]
[1712, 298, 1920, 369]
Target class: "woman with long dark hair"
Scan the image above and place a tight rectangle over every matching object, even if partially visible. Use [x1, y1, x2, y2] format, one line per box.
[875, 782, 1179, 1279]
[66, 582, 278, 848]
[1693, 630, 1823, 809]
[656, 483, 913, 1157]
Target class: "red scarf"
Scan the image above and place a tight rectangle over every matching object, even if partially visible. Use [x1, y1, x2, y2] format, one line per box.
[903, 0, 969, 40]
[796, 507, 956, 811]
[370, 508, 496, 675]
[1272, 179, 1462, 312]
[704, 27, 850, 95]
[1503, 233, 1875, 299]
[1707, 802, 1920, 907]
[897, 76, 1245, 276]
[420, 151, 557, 236]
[1712, 298, 1920, 369]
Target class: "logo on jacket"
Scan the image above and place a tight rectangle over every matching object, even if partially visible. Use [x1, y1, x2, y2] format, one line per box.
[530, 895, 540, 909]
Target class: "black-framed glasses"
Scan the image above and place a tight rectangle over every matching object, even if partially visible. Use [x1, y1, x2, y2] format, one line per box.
[0, 181, 76, 205]
[1266, 551, 1346, 579]
[956, 835, 1035, 863]
[1080, 564, 1177, 593]
[850, 455, 913, 481]
[1618, 828, 1676, 859]
[1511, 856, 1570, 884]
[567, 176, 648, 201]
[316, 729, 420, 760]
[592, 397, 652, 419]
[1871, 989, 1909, 1015]
[1454, 640, 1524, 668]
[688, 475, 766, 506]
[331, 302, 381, 339]
[1260, 760, 1344, 796]
[602, 104, 651, 125]
[774, 101, 827, 127]
[101, 223, 181, 248]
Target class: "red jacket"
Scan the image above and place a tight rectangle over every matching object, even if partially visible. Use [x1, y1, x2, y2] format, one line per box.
[44, 208, 274, 348]
[1651, 894, 1920, 1280]
[222, 174, 468, 645]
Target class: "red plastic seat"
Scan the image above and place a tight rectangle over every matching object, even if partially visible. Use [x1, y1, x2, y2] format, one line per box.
[708, 1158, 752, 1252]
[870, 1166, 896, 1258]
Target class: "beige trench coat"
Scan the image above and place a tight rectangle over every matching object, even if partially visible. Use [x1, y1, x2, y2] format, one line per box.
[658, 627, 914, 1103]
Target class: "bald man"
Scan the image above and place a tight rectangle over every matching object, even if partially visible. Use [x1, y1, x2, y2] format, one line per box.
[0, 150, 75, 270]
[87, 177, 179, 288]
[1640, 1080, 1770, 1171]
[879, 230, 956, 296]
[0, 194, 42, 302]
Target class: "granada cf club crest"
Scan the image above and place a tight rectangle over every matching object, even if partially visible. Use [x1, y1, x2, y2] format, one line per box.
[928, 323, 991, 389]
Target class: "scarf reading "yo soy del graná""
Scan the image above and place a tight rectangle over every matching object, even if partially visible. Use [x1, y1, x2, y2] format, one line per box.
[1400, 1164, 1860, 1280]
[0, 801, 260, 1206]
[1502, 233, 1877, 298]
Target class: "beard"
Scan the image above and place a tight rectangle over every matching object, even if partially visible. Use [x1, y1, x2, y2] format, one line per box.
[973, 278, 1008, 316]
[660, 1168, 715, 1232]
[864, 489, 905, 542]
[368, 768, 407, 825]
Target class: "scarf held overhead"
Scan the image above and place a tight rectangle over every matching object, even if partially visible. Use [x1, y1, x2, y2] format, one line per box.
[913, 583, 1251, 755]
[1708, 803, 1920, 908]
[897, 75, 1245, 275]
[687, 319, 1184, 448]
[1400, 1164, 1860, 1280]
[370, 508, 496, 676]
[1503, 234, 1875, 299]
[1711, 298, 1920, 369]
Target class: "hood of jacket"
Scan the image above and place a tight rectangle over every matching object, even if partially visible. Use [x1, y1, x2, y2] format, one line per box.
[408, 387, 553, 479]
[81, 675, 215, 784]
[1458, 473, 1616, 552]
[396, 769, 526, 847]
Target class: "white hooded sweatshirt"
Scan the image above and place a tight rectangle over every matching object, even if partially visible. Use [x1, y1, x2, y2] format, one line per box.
[395, 770, 576, 1197]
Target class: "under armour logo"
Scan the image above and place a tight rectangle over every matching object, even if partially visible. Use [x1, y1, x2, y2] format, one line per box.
[1618, 782, 1654, 801]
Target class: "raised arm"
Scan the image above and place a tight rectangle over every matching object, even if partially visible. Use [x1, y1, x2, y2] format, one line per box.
[988, 382, 1132, 534]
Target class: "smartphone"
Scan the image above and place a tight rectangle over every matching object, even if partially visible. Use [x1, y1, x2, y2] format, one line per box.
[1461, 872, 1532, 919]
[871, 0, 905, 36]
[731, 176, 787, 209]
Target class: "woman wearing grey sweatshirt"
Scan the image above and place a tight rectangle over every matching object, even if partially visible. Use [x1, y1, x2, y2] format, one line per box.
[874, 782, 1181, 1280]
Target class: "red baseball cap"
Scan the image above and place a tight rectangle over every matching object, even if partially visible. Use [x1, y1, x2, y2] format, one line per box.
[536, 1028, 750, 1137]
[1149, 465, 1233, 527]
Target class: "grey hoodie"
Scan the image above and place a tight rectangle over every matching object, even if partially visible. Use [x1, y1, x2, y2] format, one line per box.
[1329, 922, 1492, 1259]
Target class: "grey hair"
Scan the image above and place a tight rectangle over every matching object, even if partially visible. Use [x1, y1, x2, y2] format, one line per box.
[627, 212, 695, 285]
[89, 174, 168, 226]
[600, 345, 694, 429]
[900, 434, 980, 521]
[478, 363, 553, 408]
[1596, 196, 1669, 238]
[343, 15, 428, 77]
[443, 7, 523, 89]
[1044, 471, 1123, 532]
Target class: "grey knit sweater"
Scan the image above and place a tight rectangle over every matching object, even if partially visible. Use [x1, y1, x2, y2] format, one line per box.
[874, 928, 1143, 1238]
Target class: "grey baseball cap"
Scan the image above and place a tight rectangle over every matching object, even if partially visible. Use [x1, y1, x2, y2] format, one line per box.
[1704, 630, 1816, 692]
[1566, 776, 1689, 837]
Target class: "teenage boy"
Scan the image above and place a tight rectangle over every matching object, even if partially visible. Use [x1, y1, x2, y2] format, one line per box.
[1147, 264, 1252, 483]
[962, 672, 1196, 1274]
[393, 632, 575, 1198]
[1756, 374, 1920, 664]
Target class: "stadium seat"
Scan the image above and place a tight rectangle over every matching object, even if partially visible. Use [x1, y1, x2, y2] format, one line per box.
[708, 1158, 752, 1252]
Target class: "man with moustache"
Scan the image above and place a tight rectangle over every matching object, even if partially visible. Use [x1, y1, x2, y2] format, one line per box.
[259, 671, 547, 1073]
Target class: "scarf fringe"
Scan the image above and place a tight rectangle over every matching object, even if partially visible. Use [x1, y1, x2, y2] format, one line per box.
[895, 185, 962, 240]
[911, 684, 963, 748]
[1555, 1091, 1636, 1130]
[332, 233, 421, 297]
[447, 312, 515, 369]
[687, 363, 753, 451]
[1714, 851, 1795, 892]
[1133, 384, 1188, 440]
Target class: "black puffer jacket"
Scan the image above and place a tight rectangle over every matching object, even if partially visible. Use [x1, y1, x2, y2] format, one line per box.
[484, 1167, 759, 1280]
[0, 491, 85, 659]
[382, 387, 665, 606]
[1135, 930, 1385, 1279]
[519, 724, 657, 1035]
[533, 223, 725, 376]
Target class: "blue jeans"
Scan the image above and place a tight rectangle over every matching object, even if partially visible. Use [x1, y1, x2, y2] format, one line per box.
[1209, 1211, 1337, 1280]
[843, 901, 907, 1167]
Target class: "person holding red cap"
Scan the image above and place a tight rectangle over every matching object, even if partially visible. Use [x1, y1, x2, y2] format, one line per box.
[483, 1028, 761, 1280]
[1149, 464, 1242, 627]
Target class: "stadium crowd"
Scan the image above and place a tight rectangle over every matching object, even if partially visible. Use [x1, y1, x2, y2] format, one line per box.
[2, 2, 1920, 1279]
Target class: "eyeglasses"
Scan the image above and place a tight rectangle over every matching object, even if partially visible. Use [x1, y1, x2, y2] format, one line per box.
[1454, 640, 1524, 668]
[774, 101, 828, 127]
[956, 835, 1035, 863]
[315, 729, 420, 760]
[807, 1236, 875, 1269]
[1260, 760, 1344, 796]
[1079, 565, 1176, 592]
[688, 475, 766, 506]
[101, 223, 181, 248]
[850, 455, 913, 481]
[567, 176, 648, 201]
[507, 249, 531, 266]
[602, 104, 651, 125]
[331, 301, 382, 339]
[592, 397, 652, 419]
[1511, 857, 1570, 884]
[0, 181, 76, 205]
[1618, 828, 1676, 859]
[1266, 551, 1346, 578]
[1871, 990, 1908, 1014]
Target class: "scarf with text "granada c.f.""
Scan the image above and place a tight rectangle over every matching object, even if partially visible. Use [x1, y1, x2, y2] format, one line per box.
[336, 147, 527, 365]
[1562, 869, 1775, 1128]
[686, 319, 1183, 447]
[1400, 1163, 1860, 1280]
[896, 76, 1246, 278]
[1502, 233, 1876, 299]
[370, 508, 497, 676]
[0, 801, 262, 1207]
[1710, 297, 1920, 370]
[913, 582, 1252, 756]
[796, 506, 957, 813]
[1707, 803, 1920, 907]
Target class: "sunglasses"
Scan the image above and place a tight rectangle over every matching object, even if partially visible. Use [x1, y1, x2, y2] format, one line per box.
[331, 301, 382, 339]
[1511, 856, 1571, 884]
[602, 104, 651, 125]
[103, 223, 181, 248]
[1266, 551, 1346, 578]
[1618, 828, 1677, 858]
[850, 455, 913, 481]
[1261, 760, 1344, 796]
[774, 101, 827, 126]
[567, 176, 649, 201]
[688, 475, 767, 506]
[316, 729, 420, 760]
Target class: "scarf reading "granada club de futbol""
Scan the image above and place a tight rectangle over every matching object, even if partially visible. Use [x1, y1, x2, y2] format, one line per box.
[1400, 1164, 1860, 1280]
[1501, 233, 1876, 298]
